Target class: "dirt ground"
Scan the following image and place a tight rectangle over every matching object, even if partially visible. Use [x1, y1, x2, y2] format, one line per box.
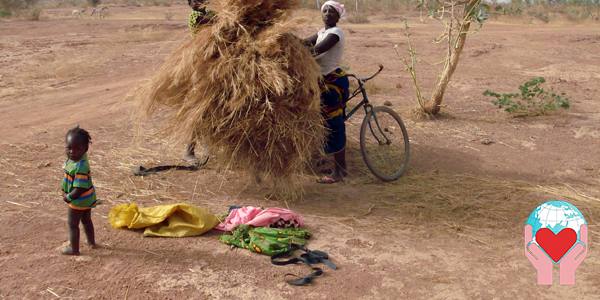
[1, 4, 600, 299]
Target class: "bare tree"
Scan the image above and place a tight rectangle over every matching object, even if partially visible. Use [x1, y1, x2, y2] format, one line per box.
[396, 0, 488, 116]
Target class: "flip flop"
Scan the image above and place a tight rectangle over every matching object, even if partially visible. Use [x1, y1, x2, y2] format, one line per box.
[316, 175, 342, 184]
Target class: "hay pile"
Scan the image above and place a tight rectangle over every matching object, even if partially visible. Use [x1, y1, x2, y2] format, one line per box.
[136, 0, 324, 190]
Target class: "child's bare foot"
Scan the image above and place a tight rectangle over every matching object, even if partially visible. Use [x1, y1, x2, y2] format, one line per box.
[183, 153, 199, 165]
[183, 153, 209, 168]
[61, 246, 80, 256]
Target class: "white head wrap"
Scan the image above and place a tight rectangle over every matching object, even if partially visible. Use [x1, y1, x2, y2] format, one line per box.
[321, 1, 346, 18]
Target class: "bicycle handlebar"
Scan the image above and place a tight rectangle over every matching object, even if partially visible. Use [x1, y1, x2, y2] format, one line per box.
[347, 64, 384, 83]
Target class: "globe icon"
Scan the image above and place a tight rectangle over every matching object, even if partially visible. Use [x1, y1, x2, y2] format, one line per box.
[526, 200, 587, 246]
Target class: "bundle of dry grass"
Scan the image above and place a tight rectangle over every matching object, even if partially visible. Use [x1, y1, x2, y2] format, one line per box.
[136, 0, 323, 193]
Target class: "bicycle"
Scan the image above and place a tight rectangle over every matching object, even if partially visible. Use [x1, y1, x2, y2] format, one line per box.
[344, 64, 410, 181]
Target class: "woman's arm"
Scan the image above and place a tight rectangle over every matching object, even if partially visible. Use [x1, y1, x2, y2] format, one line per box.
[303, 33, 318, 47]
[313, 33, 339, 56]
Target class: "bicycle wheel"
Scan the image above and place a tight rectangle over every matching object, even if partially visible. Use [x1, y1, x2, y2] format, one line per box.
[359, 106, 410, 181]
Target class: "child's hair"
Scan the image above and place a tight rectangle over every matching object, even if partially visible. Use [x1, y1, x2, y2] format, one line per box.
[66, 125, 92, 146]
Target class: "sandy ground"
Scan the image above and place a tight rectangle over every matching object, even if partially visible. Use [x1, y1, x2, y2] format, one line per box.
[1, 5, 600, 299]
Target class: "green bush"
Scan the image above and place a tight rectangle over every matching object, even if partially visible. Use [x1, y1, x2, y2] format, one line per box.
[484, 77, 570, 117]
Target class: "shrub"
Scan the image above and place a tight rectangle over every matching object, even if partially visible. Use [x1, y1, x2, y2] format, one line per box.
[484, 77, 570, 117]
[24, 6, 41, 20]
[87, 0, 101, 7]
[0, 0, 39, 17]
[564, 5, 593, 21]
[528, 10, 550, 23]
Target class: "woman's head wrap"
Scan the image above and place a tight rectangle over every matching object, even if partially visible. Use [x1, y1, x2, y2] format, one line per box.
[321, 1, 346, 18]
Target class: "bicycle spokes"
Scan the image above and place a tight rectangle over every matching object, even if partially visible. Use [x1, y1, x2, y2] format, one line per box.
[368, 112, 392, 146]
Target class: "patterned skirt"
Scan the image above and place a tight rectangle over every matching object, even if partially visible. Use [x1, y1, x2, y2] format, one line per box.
[321, 68, 349, 154]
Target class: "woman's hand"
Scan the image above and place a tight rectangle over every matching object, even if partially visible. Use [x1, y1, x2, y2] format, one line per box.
[303, 33, 318, 48]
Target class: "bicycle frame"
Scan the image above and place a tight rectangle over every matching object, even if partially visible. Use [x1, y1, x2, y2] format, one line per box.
[344, 64, 383, 121]
[343, 65, 392, 146]
[344, 81, 372, 121]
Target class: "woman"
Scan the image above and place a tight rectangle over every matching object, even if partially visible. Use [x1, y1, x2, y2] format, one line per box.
[304, 1, 349, 184]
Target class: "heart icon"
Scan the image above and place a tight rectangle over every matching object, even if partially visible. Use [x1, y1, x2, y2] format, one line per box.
[536, 228, 577, 262]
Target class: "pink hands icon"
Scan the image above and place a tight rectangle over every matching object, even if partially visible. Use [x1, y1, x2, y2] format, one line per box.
[524, 224, 588, 285]
[524, 224, 553, 285]
[559, 224, 588, 285]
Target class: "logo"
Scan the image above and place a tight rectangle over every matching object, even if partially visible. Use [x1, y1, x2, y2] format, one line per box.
[524, 200, 588, 285]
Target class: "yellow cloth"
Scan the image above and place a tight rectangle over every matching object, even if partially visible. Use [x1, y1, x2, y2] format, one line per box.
[109, 203, 219, 237]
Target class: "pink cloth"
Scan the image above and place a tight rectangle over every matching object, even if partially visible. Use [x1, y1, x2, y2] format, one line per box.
[215, 206, 304, 231]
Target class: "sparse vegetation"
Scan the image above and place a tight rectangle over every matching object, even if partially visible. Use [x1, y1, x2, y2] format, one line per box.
[164, 11, 174, 21]
[0, 0, 43, 20]
[0, 0, 38, 13]
[346, 13, 369, 23]
[489, 2, 600, 22]
[23, 6, 42, 20]
[87, 0, 101, 7]
[484, 77, 570, 117]
[528, 9, 550, 23]
[297, 1, 600, 23]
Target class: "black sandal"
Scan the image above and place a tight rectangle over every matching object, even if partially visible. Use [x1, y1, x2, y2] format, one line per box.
[271, 246, 337, 286]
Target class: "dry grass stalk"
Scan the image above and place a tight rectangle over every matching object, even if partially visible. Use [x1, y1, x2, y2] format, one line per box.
[527, 184, 600, 206]
[394, 21, 426, 112]
[134, 0, 324, 195]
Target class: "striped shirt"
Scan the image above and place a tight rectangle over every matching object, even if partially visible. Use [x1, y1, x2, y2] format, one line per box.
[62, 154, 96, 210]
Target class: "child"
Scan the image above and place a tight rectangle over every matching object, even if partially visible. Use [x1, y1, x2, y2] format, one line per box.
[184, 0, 215, 166]
[61, 126, 97, 255]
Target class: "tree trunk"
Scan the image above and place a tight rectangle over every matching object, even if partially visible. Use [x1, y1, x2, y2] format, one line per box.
[424, 8, 474, 115]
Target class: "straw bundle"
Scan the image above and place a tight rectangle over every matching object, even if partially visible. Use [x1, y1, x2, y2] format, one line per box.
[136, 0, 324, 189]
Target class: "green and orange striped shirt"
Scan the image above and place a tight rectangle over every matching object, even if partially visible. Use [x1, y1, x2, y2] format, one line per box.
[62, 154, 96, 210]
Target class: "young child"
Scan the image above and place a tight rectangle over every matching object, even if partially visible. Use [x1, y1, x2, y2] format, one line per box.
[184, 0, 215, 165]
[61, 126, 97, 255]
